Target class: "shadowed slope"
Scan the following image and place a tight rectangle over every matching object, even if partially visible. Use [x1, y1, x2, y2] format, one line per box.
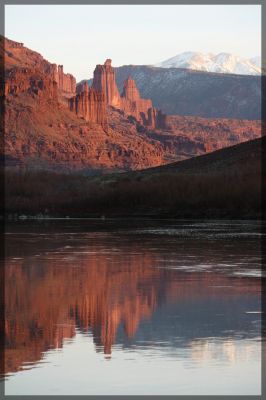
[5, 136, 263, 218]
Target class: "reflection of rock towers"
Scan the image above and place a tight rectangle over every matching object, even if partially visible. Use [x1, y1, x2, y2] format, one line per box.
[5, 250, 168, 374]
[5, 241, 260, 373]
[74, 273, 159, 355]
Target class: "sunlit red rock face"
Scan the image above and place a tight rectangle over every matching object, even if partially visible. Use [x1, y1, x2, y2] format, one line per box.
[4, 103, 163, 171]
[2, 37, 262, 171]
[92, 59, 121, 108]
[91, 59, 167, 129]
[148, 115, 261, 162]
[3, 38, 163, 170]
[3, 37, 76, 99]
[68, 82, 107, 125]
[4, 67, 58, 101]
[51, 64, 76, 95]
[120, 76, 152, 122]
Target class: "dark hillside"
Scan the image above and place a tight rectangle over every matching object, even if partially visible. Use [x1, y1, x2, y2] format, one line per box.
[5, 137, 263, 219]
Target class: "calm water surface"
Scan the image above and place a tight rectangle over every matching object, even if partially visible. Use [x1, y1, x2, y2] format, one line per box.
[4, 219, 262, 395]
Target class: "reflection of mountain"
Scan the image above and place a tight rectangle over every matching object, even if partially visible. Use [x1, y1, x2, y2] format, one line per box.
[5, 229, 260, 375]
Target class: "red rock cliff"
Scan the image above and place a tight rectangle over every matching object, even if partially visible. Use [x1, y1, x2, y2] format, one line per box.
[3, 38, 76, 100]
[58, 65, 76, 95]
[5, 67, 58, 101]
[121, 76, 152, 123]
[91, 60, 167, 129]
[121, 76, 141, 101]
[92, 59, 121, 108]
[69, 82, 107, 125]
[48, 64, 76, 96]
[144, 107, 168, 129]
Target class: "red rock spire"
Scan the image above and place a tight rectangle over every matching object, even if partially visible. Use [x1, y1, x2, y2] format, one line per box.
[121, 76, 140, 101]
[92, 59, 121, 108]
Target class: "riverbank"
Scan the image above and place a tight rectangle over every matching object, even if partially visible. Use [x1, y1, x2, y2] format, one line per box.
[4, 137, 263, 220]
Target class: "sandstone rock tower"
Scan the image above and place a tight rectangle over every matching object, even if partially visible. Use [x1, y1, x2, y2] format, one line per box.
[69, 82, 107, 125]
[50, 64, 76, 96]
[92, 59, 121, 108]
[120, 76, 153, 123]
[121, 76, 141, 101]
[91, 59, 167, 128]
[70, 58, 167, 129]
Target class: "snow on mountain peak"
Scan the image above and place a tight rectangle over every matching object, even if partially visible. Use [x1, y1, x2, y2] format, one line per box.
[154, 52, 261, 75]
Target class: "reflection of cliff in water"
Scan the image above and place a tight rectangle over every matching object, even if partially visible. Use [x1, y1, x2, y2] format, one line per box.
[5, 226, 261, 375]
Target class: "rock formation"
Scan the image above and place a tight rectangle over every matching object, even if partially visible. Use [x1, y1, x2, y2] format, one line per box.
[92, 60, 167, 129]
[44, 63, 76, 97]
[4, 38, 164, 171]
[3, 37, 76, 99]
[6, 40, 23, 48]
[121, 76, 141, 101]
[5, 67, 58, 101]
[120, 76, 152, 123]
[3, 38, 262, 172]
[52, 64, 76, 95]
[68, 82, 107, 125]
[92, 59, 121, 107]
[140, 107, 168, 129]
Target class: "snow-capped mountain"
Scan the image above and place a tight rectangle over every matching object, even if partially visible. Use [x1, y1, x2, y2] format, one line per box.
[114, 65, 261, 120]
[249, 56, 261, 68]
[154, 52, 261, 75]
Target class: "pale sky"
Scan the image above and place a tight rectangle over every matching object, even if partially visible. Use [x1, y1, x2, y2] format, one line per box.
[5, 5, 261, 82]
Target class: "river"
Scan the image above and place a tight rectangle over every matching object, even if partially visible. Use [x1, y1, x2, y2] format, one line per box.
[3, 219, 262, 395]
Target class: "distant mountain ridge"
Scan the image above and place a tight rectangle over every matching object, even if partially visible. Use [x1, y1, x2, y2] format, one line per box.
[154, 52, 261, 75]
[114, 65, 261, 120]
